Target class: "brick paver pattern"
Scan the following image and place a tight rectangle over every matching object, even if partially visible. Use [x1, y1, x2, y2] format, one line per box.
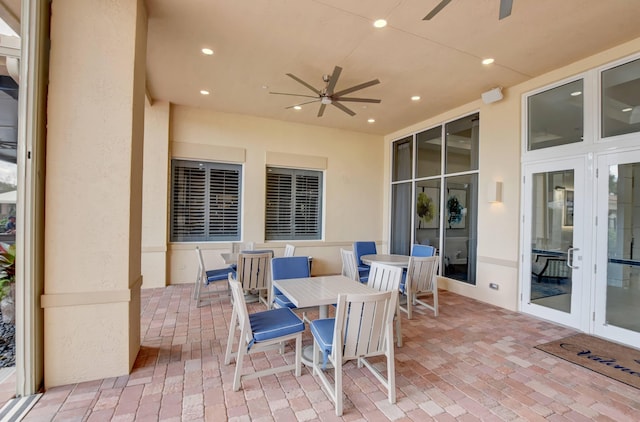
[19, 284, 640, 421]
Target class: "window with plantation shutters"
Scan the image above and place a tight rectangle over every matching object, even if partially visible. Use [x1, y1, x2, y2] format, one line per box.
[171, 160, 241, 242]
[266, 167, 323, 240]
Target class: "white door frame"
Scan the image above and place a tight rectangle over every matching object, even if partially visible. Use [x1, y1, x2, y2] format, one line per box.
[593, 151, 640, 348]
[520, 156, 593, 332]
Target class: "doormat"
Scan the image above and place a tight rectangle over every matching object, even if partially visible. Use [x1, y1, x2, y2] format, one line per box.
[535, 333, 640, 390]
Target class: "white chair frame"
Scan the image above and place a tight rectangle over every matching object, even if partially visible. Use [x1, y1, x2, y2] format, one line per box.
[231, 251, 272, 308]
[224, 280, 303, 391]
[193, 246, 230, 307]
[367, 262, 404, 346]
[340, 248, 360, 282]
[312, 291, 397, 416]
[400, 255, 440, 318]
[284, 244, 296, 257]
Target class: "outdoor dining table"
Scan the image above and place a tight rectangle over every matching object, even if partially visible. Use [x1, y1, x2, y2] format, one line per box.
[272, 274, 377, 319]
[360, 253, 410, 268]
[220, 252, 313, 269]
[272, 274, 378, 366]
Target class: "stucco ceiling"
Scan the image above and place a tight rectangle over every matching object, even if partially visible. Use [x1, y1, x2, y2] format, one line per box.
[146, 0, 640, 136]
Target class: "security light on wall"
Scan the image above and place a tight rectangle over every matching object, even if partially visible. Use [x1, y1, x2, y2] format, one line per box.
[488, 181, 503, 203]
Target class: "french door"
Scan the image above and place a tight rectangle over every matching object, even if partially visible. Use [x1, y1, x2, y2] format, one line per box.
[521, 157, 588, 330]
[593, 151, 640, 348]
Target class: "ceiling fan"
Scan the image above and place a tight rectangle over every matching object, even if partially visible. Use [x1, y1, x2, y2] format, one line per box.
[269, 66, 381, 117]
[424, 0, 513, 21]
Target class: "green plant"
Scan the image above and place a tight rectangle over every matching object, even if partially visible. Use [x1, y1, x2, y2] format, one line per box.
[0, 243, 15, 301]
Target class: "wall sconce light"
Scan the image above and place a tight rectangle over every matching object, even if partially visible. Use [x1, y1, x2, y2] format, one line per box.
[488, 181, 503, 203]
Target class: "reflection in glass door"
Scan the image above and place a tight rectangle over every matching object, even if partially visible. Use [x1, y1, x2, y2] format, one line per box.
[522, 159, 585, 329]
[594, 154, 640, 347]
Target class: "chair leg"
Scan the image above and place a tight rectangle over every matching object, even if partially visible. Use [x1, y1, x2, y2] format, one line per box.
[386, 343, 396, 404]
[406, 292, 413, 320]
[334, 358, 343, 416]
[233, 330, 247, 392]
[395, 301, 402, 347]
[294, 335, 302, 377]
[433, 288, 439, 317]
[224, 308, 238, 365]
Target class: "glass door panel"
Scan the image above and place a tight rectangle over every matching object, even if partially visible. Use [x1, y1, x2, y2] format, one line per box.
[522, 158, 585, 328]
[594, 153, 640, 347]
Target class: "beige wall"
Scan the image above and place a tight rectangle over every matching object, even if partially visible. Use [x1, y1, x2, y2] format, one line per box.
[152, 105, 384, 285]
[43, 0, 146, 387]
[384, 36, 640, 311]
[141, 101, 170, 288]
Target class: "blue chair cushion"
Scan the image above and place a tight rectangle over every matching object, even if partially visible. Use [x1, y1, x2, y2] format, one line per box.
[358, 268, 370, 283]
[400, 270, 407, 294]
[310, 318, 335, 366]
[411, 244, 435, 257]
[249, 308, 304, 343]
[205, 267, 234, 284]
[273, 294, 295, 309]
[354, 241, 377, 266]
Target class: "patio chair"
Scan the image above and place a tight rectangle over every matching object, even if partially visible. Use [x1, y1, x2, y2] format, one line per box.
[230, 250, 273, 308]
[340, 248, 360, 282]
[309, 290, 397, 416]
[400, 255, 440, 318]
[224, 279, 305, 391]
[284, 244, 296, 257]
[193, 246, 234, 307]
[353, 241, 377, 281]
[231, 241, 255, 253]
[271, 256, 315, 321]
[411, 244, 436, 257]
[367, 262, 404, 346]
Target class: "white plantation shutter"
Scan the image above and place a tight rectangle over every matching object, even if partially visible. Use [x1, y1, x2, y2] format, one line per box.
[171, 160, 241, 241]
[266, 167, 322, 240]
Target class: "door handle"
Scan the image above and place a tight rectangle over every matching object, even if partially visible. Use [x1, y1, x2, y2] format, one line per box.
[567, 247, 580, 269]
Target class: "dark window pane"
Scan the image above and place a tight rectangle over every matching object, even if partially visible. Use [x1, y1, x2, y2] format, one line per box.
[392, 136, 413, 182]
[445, 113, 479, 173]
[602, 58, 640, 138]
[416, 127, 441, 178]
[528, 80, 583, 151]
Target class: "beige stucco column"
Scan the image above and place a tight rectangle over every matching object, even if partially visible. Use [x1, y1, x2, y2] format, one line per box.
[42, 0, 147, 387]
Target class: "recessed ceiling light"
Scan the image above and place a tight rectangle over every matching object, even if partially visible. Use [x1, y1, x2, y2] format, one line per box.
[570, 91, 582, 96]
[293, 106, 302, 110]
[200, 90, 210, 95]
[367, 118, 376, 123]
[622, 107, 633, 112]
[373, 19, 387, 28]
[201, 48, 214, 55]
[411, 95, 421, 101]
[482, 58, 494, 65]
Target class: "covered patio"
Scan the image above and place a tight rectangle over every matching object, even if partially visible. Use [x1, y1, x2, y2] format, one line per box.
[19, 285, 639, 421]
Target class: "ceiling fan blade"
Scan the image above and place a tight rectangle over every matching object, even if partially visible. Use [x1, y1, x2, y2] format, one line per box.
[332, 101, 356, 116]
[333, 97, 381, 103]
[499, 0, 513, 19]
[317, 103, 327, 117]
[285, 99, 320, 109]
[286, 73, 321, 95]
[332, 79, 380, 97]
[423, 0, 451, 20]
[325, 66, 342, 95]
[270, 91, 318, 99]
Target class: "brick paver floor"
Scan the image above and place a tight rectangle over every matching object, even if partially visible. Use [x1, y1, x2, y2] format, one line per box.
[20, 284, 640, 421]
